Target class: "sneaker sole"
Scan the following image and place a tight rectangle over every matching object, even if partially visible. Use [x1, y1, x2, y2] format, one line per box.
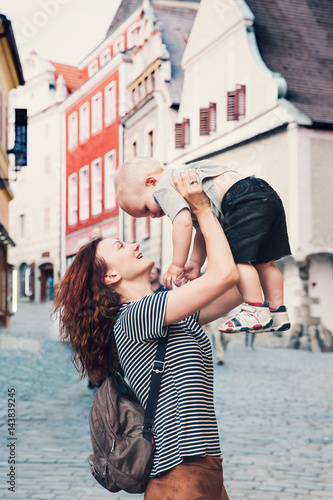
[219, 319, 273, 334]
[262, 322, 291, 333]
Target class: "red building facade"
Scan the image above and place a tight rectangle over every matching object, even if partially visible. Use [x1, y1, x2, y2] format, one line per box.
[62, 4, 150, 264]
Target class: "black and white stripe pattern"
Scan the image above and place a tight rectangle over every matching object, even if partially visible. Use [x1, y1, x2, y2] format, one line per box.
[113, 292, 221, 477]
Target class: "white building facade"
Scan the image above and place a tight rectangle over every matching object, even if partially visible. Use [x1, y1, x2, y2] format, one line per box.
[8, 52, 69, 301]
[166, 0, 333, 333]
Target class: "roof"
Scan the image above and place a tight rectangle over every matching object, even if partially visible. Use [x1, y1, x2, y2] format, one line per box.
[0, 14, 24, 86]
[245, 0, 333, 125]
[50, 61, 82, 93]
[106, 0, 143, 38]
[153, 2, 198, 104]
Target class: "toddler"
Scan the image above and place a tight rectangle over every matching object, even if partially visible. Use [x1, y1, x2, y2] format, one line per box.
[114, 157, 291, 333]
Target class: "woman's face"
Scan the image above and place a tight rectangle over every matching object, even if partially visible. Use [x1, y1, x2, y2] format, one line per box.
[96, 239, 153, 281]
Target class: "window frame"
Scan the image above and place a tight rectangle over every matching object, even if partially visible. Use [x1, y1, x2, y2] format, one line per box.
[68, 111, 78, 151]
[88, 59, 99, 78]
[100, 48, 111, 67]
[104, 150, 116, 211]
[79, 102, 90, 143]
[104, 82, 116, 126]
[79, 165, 90, 221]
[91, 158, 102, 216]
[68, 173, 78, 226]
[91, 92, 103, 135]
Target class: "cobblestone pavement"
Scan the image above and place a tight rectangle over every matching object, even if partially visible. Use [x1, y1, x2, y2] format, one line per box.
[0, 301, 332, 500]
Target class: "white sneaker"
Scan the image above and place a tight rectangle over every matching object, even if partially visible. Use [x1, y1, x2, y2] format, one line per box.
[263, 305, 290, 332]
[218, 302, 272, 334]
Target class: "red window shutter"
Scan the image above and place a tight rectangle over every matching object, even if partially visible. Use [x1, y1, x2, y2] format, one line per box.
[236, 84, 246, 117]
[175, 122, 184, 148]
[199, 108, 209, 135]
[227, 91, 237, 121]
[183, 118, 190, 146]
[209, 102, 216, 132]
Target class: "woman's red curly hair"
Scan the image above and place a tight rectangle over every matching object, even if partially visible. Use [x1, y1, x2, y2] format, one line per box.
[53, 237, 121, 384]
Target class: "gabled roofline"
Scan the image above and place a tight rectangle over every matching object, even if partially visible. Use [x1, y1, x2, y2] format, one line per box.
[0, 14, 24, 86]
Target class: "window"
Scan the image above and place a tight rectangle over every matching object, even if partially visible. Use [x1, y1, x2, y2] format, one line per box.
[104, 151, 116, 211]
[114, 36, 124, 55]
[138, 82, 142, 101]
[227, 84, 246, 121]
[148, 130, 153, 156]
[79, 166, 89, 220]
[132, 88, 136, 107]
[175, 118, 190, 149]
[44, 208, 50, 233]
[128, 26, 139, 48]
[199, 102, 217, 135]
[144, 76, 149, 94]
[44, 156, 51, 175]
[88, 60, 99, 77]
[91, 92, 102, 134]
[68, 112, 78, 150]
[100, 48, 111, 67]
[79, 102, 90, 142]
[19, 214, 25, 239]
[68, 173, 78, 226]
[105, 82, 116, 125]
[132, 141, 137, 157]
[91, 159, 102, 215]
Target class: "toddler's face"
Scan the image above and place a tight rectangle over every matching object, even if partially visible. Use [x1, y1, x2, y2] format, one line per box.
[123, 186, 165, 219]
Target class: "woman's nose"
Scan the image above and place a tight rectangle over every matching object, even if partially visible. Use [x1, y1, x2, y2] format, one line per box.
[131, 242, 140, 251]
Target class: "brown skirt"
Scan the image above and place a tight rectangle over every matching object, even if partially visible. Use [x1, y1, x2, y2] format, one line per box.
[144, 456, 229, 500]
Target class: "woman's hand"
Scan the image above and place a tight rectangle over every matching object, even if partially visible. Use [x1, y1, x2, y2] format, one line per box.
[173, 169, 210, 216]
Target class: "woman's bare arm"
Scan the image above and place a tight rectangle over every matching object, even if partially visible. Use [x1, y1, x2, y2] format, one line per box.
[197, 286, 242, 325]
[163, 171, 239, 326]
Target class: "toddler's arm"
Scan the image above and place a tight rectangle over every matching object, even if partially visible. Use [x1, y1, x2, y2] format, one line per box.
[184, 227, 207, 281]
[163, 208, 193, 289]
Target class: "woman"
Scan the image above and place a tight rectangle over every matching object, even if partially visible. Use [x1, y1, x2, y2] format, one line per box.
[54, 170, 241, 499]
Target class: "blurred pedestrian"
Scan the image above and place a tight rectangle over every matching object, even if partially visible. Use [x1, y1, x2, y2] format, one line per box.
[46, 276, 54, 300]
[203, 318, 229, 366]
[245, 331, 256, 350]
[150, 266, 169, 293]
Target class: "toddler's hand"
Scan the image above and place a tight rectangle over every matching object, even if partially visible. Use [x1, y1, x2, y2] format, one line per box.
[184, 261, 201, 281]
[163, 264, 185, 289]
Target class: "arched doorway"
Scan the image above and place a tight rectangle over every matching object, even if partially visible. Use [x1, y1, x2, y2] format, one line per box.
[39, 263, 54, 302]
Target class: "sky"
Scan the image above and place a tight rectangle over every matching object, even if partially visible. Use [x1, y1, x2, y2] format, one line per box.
[0, 0, 122, 66]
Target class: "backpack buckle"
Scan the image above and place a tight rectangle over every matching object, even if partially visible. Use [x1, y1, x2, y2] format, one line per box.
[152, 360, 165, 373]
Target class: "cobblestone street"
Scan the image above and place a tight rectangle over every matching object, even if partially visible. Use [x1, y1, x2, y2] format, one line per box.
[0, 301, 332, 500]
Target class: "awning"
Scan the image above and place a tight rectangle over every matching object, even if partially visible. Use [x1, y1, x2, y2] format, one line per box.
[0, 223, 15, 247]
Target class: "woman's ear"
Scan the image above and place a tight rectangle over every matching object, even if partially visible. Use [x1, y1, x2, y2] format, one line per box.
[105, 272, 121, 285]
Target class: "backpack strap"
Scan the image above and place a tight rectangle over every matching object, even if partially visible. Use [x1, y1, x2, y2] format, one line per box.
[142, 333, 168, 442]
[108, 314, 168, 443]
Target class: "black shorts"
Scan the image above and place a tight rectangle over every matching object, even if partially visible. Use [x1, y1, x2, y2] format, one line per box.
[221, 177, 291, 265]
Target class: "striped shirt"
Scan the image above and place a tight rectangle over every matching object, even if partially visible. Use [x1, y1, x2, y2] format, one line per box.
[113, 291, 221, 477]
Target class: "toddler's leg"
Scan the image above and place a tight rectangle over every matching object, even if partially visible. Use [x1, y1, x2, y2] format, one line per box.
[255, 261, 290, 332]
[255, 261, 283, 309]
[235, 263, 263, 304]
